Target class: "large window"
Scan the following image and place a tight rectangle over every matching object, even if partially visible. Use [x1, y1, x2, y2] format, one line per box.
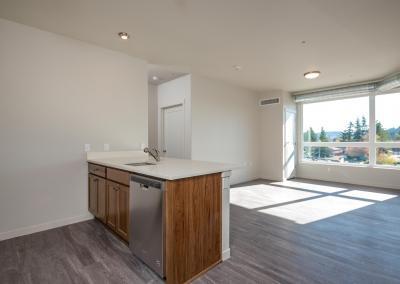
[301, 93, 400, 168]
[375, 93, 400, 167]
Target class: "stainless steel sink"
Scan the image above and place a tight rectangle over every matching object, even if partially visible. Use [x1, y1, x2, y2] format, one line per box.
[125, 162, 156, 166]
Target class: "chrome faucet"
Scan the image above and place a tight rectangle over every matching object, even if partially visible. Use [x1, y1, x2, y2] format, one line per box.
[144, 147, 161, 162]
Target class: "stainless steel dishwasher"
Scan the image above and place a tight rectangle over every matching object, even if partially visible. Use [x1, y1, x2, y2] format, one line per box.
[129, 174, 165, 278]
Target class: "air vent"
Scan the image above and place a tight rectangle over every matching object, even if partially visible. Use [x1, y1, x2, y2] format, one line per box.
[259, 97, 280, 106]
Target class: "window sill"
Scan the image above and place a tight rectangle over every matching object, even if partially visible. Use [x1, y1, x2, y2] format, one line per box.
[299, 161, 400, 171]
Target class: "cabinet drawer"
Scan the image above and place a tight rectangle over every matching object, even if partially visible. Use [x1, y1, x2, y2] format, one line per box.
[107, 168, 130, 186]
[88, 163, 106, 177]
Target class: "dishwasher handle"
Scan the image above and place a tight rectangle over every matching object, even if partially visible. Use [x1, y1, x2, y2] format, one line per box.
[131, 174, 164, 190]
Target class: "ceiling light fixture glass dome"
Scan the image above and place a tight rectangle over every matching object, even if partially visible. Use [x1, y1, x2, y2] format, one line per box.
[304, 71, 321, 79]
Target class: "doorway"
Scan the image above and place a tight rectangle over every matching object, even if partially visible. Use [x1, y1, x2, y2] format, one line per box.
[161, 104, 185, 158]
[284, 108, 296, 180]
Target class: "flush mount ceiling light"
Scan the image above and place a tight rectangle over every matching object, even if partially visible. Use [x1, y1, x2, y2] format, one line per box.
[304, 71, 321, 80]
[233, 65, 243, 71]
[118, 32, 129, 40]
[152, 76, 159, 81]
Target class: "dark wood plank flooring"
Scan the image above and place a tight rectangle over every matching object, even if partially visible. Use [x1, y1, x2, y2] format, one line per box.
[0, 220, 163, 284]
[1, 178, 400, 284]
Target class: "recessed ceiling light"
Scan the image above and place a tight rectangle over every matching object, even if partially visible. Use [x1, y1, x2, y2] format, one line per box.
[118, 32, 129, 40]
[233, 65, 243, 71]
[304, 71, 321, 80]
[152, 76, 159, 81]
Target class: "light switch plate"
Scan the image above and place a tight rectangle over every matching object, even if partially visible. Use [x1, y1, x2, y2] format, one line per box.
[84, 144, 91, 152]
[104, 144, 110, 151]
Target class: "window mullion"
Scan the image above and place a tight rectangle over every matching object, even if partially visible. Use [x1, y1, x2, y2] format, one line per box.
[369, 94, 376, 166]
[298, 103, 304, 163]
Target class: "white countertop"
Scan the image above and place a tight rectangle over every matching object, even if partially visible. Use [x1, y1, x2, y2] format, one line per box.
[87, 151, 236, 180]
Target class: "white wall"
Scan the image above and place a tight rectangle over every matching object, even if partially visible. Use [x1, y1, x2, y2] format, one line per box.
[259, 90, 284, 181]
[259, 90, 295, 181]
[157, 75, 192, 159]
[191, 75, 261, 184]
[0, 19, 148, 240]
[297, 163, 400, 190]
[148, 84, 158, 149]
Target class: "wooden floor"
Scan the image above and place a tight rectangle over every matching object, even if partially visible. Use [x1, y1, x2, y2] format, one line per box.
[1, 178, 400, 284]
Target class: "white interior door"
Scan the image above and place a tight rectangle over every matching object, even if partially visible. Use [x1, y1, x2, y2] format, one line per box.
[162, 104, 185, 159]
[284, 109, 296, 180]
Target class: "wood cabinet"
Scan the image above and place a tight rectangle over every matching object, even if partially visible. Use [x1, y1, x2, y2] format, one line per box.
[88, 163, 106, 178]
[88, 175, 97, 215]
[106, 180, 130, 242]
[88, 164, 130, 242]
[106, 181, 118, 231]
[107, 167, 130, 185]
[88, 174, 106, 223]
[116, 184, 130, 240]
[165, 173, 222, 284]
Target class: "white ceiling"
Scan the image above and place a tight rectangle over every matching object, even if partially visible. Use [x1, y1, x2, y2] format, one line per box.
[1, 0, 399, 92]
[147, 64, 188, 85]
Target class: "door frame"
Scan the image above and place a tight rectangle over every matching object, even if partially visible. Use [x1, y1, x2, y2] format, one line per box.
[160, 102, 185, 158]
[284, 107, 297, 180]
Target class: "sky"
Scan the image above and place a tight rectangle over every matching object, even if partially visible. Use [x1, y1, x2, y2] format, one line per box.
[303, 93, 400, 133]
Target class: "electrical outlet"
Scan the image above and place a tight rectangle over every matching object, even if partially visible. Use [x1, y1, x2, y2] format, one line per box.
[104, 143, 110, 151]
[84, 144, 91, 152]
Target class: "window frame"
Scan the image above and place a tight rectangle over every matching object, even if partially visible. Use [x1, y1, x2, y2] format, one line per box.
[298, 92, 400, 169]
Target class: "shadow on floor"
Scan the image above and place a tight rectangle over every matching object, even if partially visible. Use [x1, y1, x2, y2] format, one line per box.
[195, 178, 400, 284]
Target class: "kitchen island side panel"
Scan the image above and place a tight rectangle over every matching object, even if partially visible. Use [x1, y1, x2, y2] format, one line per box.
[165, 173, 222, 284]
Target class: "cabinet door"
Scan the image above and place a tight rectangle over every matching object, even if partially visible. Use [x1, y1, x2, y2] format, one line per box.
[88, 174, 98, 216]
[116, 184, 130, 241]
[106, 181, 118, 231]
[97, 177, 107, 223]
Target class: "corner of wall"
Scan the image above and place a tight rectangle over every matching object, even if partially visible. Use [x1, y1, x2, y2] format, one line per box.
[259, 90, 287, 181]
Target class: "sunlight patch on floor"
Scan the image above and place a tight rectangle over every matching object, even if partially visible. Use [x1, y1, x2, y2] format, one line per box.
[272, 180, 348, 193]
[339, 190, 398, 201]
[230, 184, 319, 209]
[258, 196, 373, 224]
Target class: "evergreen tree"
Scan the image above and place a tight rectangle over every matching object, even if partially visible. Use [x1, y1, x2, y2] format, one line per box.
[353, 118, 362, 141]
[376, 121, 389, 141]
[319, 127, 328, 142]
[340, 122, 354, 142]
[361, 116, 368, 138]
[396, 127, 400, 141]
[303, 129, 310, 142]
[319, 127, 332, 158]
[310, 127, 318, 142]
[308, 127, 319, 159]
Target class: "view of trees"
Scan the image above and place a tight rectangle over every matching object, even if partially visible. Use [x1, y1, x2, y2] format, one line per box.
[304, 116, 400, 143]
[304, 117, 400, 166]
[341, 116, 368, 142]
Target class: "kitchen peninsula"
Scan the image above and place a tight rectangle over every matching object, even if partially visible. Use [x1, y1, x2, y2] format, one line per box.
[87, 151, 234, 284]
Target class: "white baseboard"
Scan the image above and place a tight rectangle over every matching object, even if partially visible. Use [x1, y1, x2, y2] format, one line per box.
[0, 213, 94, 241]
[222, 248, 231, 261]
